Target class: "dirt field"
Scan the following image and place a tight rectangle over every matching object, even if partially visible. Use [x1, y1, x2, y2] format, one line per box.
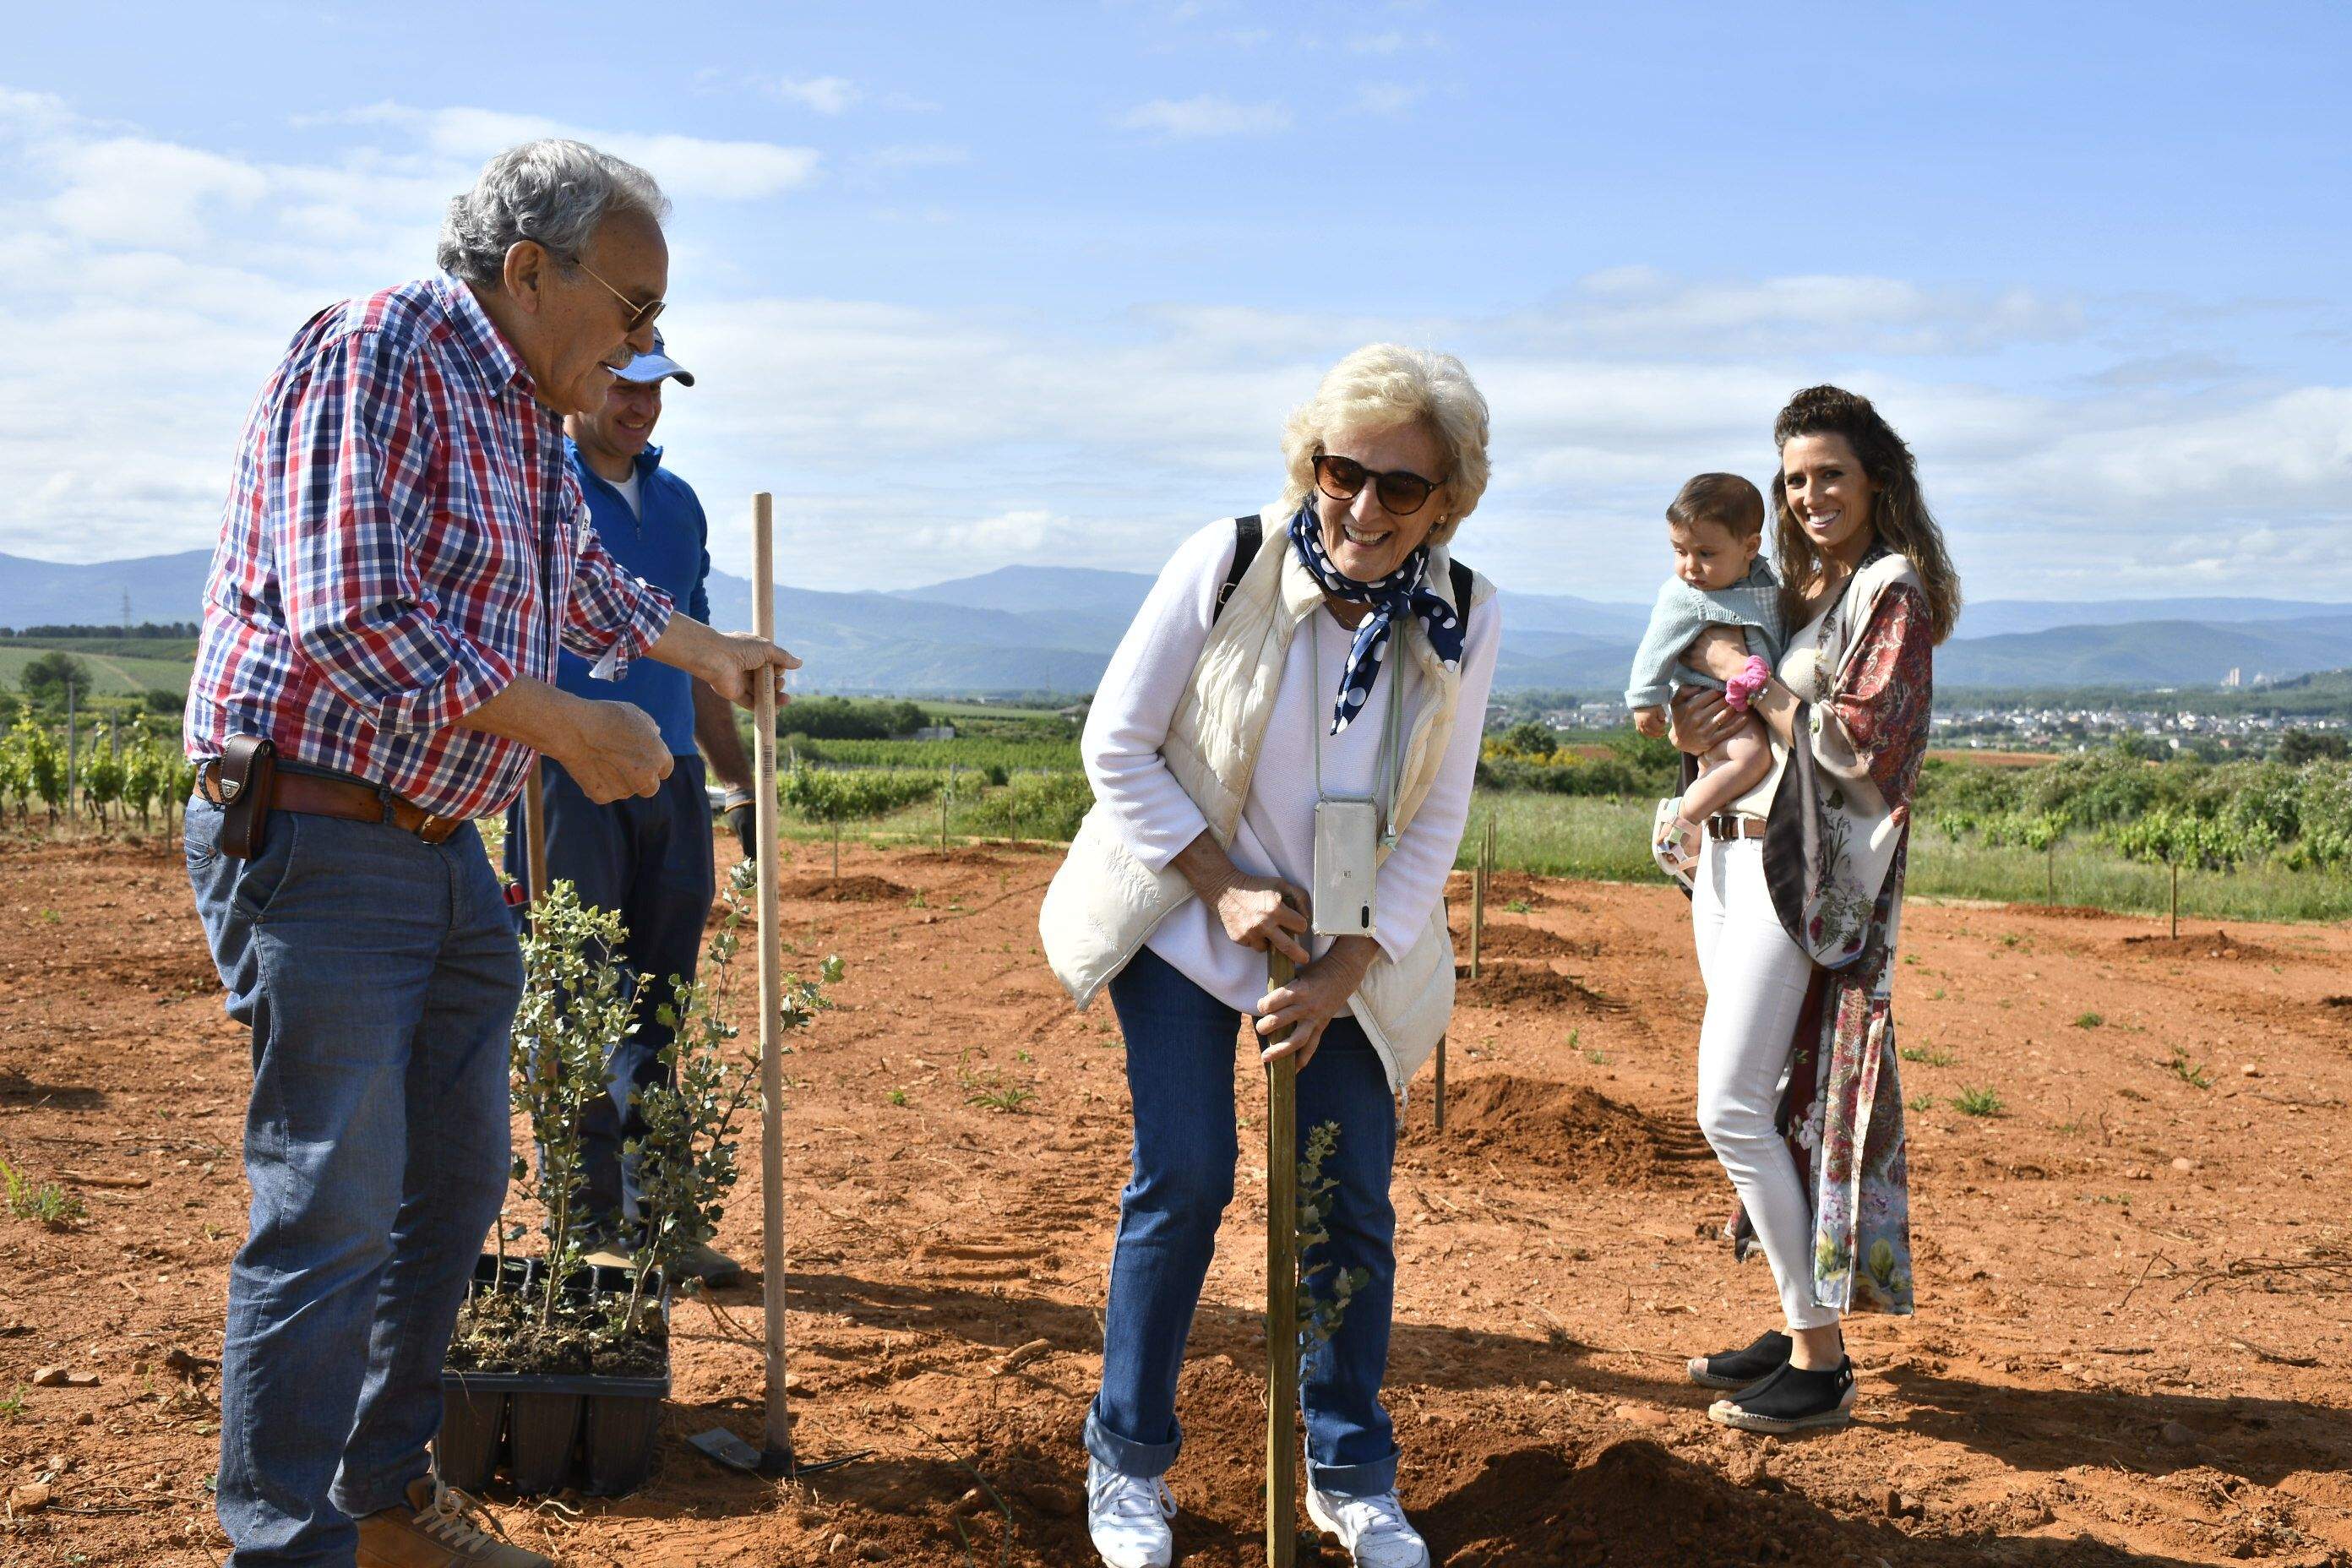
[3, 831, 2349, 1566]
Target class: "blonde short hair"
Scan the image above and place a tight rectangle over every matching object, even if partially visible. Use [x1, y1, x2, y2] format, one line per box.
[1277, 344, 1490, 547]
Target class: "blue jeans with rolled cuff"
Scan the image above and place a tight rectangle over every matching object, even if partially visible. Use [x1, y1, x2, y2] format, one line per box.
[1084, 945, 1402, 1499]
[503, 754, 714, 1244]
[186, 795, 520, 1567]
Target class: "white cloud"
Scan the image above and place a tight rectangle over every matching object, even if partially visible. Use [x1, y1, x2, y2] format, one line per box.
[1353, 82, 1426, 116]
[909, 509, 1077, 556]
[1117, 95, 1293, 139]
[0, 90, 2347, 604]
[1509, 269, 2088, 357]
[46, 136, 271, 248]
[764, 76, 862, 115]
[323, 103, 823, 200]
[854, 143, 972, 178]
[1347, 29, 1440, 54]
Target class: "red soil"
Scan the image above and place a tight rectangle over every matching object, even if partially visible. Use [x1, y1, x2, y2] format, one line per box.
[3, 833, 2349, 1565]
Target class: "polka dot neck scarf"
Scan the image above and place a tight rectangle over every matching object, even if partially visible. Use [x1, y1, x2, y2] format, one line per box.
[1287, 500, 1466, 737]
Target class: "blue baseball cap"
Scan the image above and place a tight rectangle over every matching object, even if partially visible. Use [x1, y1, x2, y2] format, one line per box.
[613, 329, 694, 387]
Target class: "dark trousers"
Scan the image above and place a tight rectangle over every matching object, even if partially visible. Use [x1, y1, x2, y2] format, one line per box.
[504, 754, 714, 1242]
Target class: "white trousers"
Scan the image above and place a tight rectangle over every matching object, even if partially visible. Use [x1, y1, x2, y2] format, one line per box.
[1691, 837, 1841, 1331]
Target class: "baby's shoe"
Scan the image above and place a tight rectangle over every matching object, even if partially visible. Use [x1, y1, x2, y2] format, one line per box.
[1651, 797, 1699, 889]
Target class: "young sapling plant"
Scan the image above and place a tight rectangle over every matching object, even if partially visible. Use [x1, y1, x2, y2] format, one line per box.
[622, 859, 839, 1331]
[509, 883, 639, 1326]
[1293, 1122, 1370, 1349]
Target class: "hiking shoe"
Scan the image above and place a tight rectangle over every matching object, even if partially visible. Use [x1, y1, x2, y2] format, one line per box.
[355, 1478, 549, 1566]
[677, 1240, 744, 1286]
[1687, 1329, 1793, 1390]
[1086, 1459, 1175, 1568]
[1306, 1484, 1430, 1568]
[1707, 1358, 1856, 1435]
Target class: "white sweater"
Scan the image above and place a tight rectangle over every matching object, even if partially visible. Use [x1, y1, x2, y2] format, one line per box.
[1083, 520, 1502, 1015]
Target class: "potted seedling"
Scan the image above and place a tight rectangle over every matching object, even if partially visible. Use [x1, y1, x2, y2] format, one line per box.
[438, 864, 837, 1495]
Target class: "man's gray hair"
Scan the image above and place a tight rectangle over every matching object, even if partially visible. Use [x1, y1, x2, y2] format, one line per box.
[436, 139, 670, 286]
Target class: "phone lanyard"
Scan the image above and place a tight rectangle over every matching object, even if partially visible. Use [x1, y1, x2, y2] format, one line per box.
[1309, 610, 1406, 849]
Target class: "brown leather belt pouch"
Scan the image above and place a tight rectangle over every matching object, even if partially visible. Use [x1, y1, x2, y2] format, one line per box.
[215, 736, 277, 859]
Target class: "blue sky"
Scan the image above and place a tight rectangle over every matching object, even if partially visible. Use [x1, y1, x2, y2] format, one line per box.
[4, 1, 2347, 607]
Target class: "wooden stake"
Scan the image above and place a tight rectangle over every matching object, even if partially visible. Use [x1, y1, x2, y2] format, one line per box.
[2170, 861, 2180, 941]
[522, 760, 550, 917]
[1468, 832, 1488, 980]
[1433, 1034, 1446, 1135]
[751, 493, 795, 1468]
[1265, 949, 1300, 1568]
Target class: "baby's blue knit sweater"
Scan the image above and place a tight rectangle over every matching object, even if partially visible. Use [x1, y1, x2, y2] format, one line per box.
[1624, 558, 1786, 710]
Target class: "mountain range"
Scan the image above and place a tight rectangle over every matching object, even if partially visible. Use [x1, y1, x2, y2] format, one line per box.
[4, 549, 2347, 696]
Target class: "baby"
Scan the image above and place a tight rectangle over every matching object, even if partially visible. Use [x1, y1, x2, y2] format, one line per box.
[1624, 473, 1785, 878]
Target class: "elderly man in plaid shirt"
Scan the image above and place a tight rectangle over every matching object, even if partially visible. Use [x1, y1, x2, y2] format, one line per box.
[182, 139, 797, 1568]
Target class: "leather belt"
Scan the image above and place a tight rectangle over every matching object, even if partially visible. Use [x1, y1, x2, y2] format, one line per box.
[1706, 813, 1768, 841]
[199, 760, 466, 846]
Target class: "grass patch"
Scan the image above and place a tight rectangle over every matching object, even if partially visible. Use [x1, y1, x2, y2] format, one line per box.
[1899, 1045, 1956, 1067]
[2074, 1012, 2104, 1028]
[2, 1156, 85, 1228]
[1953, 1086, 2005, 1118]
[956, 1050, 1034, 1114]
[2164, 1048, 2214, 1089]
[1448, 790, 2352, 923]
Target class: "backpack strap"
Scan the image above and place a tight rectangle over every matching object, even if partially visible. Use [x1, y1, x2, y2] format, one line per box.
[1211, 514, 1262, 625]
[1450, 557, 1475, 640]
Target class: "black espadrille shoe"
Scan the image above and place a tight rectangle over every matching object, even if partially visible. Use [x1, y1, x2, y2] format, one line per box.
[1685, 1330, 1793, 1391]
[1707, 1357, 1856, 1435]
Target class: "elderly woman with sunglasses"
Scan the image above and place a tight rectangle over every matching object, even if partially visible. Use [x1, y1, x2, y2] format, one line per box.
[1041, 344, 1501, 1568]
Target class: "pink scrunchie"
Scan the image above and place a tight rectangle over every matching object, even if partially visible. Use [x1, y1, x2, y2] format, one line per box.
[1723, 655, 1772, 712]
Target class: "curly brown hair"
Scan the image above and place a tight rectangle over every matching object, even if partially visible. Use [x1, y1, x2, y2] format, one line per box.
[1770, 385, 1962, 645]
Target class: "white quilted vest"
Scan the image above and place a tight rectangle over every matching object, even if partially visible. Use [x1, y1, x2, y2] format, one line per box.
[1038, 519, 1494, 1096]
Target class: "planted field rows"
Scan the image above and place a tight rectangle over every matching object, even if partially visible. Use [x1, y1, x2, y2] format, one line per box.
[3, 832, 2349, 1565]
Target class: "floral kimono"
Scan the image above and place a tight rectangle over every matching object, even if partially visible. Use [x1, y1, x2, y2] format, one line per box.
[1729, 545, 1930, 1316]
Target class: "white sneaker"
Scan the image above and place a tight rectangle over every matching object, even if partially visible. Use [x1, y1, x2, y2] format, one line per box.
[1086, 1459, 1175, 1568]
[1306, 1484, 1430, 1568]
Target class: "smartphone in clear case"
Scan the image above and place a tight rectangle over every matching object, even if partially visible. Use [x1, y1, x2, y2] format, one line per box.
[1312, 797, 1379, 936]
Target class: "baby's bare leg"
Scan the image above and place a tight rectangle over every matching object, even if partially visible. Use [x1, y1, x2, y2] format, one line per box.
[1680, 716, 1772, 825]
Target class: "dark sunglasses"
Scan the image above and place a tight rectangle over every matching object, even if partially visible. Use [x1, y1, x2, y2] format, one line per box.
[1312, 453, 1441, 518]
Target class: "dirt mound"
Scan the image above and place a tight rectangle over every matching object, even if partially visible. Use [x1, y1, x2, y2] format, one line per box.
[1423, 1439, 1946, 1567]
[1456, 961, 1626, 1013]
[2012, 902, 2115, 920]
[898, 847, 1004, 868]
[1457, 924, 1598, 961]
[2122, 928, 2279, 961]
[1407, 1075, 1704, 1184]
[1446, 870, 1560, 911]
[777, 874, 913, 902]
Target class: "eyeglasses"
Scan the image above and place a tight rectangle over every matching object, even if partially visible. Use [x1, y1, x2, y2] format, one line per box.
[567, 254, 665, 335]
[1312, 453, 1442, 517]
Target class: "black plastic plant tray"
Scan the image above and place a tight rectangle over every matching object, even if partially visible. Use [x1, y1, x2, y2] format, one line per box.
[436, 1255, 671, 1496]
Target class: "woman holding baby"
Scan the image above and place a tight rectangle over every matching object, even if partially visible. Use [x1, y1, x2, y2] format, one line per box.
[1663, 384, 1963, 1435]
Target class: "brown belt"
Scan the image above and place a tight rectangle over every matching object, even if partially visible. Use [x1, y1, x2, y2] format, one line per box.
[1706, 813, 1768, 841]
[199, 760, 466, 846]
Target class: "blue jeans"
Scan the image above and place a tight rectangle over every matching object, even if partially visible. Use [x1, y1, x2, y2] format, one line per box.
[1085, 946, 1401, 1497]
[186, 795, 520, 1567]
[504, 754, 713, 1241]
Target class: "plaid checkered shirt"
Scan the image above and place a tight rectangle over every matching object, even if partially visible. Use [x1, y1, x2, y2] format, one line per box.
[185, 275, 674, 820]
